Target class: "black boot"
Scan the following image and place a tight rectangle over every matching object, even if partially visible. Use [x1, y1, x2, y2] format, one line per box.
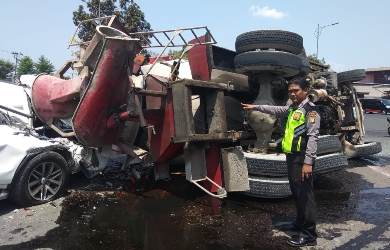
[287, 234, 317, 247]
[275, 221, 300, 232]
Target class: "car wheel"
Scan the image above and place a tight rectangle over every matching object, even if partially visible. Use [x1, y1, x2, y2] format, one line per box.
[10, 151, 69, 206]
[235, 30, 303, 54]
[234, 51, 310, 77]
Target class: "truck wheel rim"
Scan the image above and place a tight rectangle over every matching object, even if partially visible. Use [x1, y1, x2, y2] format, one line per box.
[27, 162, 63, 201]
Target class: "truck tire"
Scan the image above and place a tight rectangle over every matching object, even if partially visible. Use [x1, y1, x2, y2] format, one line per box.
[235, 30, 303, 55]
[245, 152, 347, 177]
[244, 152, 287, 176]
[317, 135, 342, 155]
[234, 51, 310, 77]
[244, 176, 291, 198]
[314, 153, 348, 174]
[343, 141, 382, 158]
[337, 69, 366, 83]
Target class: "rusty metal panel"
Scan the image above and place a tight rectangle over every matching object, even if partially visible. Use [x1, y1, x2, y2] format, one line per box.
[187, 35, 211, 81]
[174, 79, 230, 90]
[81, 35, 103, 70]
[210, 69, 249, 92]
[193, 95, 207, 134]
[221, 146, 249, 192]
[172, 131, 255, 143]
[206, 90, 227, 133]
[184, 143, 207, 181]
[145, 92, 184, 164]
[172, 83, 194, 138]
[145, 75, 166, 110]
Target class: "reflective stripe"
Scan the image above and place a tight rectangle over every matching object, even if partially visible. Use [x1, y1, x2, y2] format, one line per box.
[282, 109, 294, 153]
[294, 125, 306, 137]
[282, 109, 306, 153]
[297, 136, 302, 151]
[294, 127, 307, 138]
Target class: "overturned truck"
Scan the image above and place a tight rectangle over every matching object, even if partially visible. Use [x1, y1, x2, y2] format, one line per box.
[28, 16, 381, 199]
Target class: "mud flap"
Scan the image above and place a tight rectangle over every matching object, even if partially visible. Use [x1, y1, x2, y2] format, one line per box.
[221, 146, 250, 192]
[184, 143, 207, 181]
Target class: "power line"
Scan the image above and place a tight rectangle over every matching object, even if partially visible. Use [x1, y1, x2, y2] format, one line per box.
[314, 22, 339, 58]
[0, 49, 24, 83]
[0, 50, 14, 60]
[0, 49, 13, 54]
[11, 51, 23, 83]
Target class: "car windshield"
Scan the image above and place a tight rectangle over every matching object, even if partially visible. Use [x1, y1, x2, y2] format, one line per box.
[382, 99, 390, 105]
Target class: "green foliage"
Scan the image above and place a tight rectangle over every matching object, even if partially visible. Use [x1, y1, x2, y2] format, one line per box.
[168, 49, 188, 60]
[35, 55, 55, 74]
[0, 59, 14, 79]
[308, 54, 327, 66]
[73, 0, 152, 42]
[17, 56, 35, 76]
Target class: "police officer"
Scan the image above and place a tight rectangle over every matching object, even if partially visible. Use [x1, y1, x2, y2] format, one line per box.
[241, 77, 320, 247]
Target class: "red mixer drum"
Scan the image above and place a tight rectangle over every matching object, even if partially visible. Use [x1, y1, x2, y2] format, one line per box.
[31, 25, 139, 147]
[31, 75, 82, 124]
[72, 26, 139, 146]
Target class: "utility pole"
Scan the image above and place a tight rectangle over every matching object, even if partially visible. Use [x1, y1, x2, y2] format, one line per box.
[98, 0, 109, 19]
[315, 22, 339, 58]
[98, 0, 101, 18]
[11, 51, 23, 83]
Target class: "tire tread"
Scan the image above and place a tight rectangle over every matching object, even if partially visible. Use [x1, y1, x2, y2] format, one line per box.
[235, 30, 303, 54]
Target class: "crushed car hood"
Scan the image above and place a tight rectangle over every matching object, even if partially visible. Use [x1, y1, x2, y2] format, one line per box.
[0, 125, 82, 187]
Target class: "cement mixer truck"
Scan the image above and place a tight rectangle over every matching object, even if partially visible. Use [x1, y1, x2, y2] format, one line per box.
[7, 16, 382, 202]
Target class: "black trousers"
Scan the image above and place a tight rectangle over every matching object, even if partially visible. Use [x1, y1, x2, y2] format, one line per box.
[286, 153, 317, 239]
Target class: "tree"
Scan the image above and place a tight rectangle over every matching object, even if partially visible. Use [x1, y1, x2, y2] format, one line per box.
[35, 55, 55, 74]
[168, 49, 188, 60]
[16, 56, 35, 76]
[73, 0, 152, 42]
[0, 59, 14, 80]
[308, 54, 328, 66]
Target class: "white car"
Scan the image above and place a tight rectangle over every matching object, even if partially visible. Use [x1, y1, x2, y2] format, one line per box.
[0, 79, 83, 206]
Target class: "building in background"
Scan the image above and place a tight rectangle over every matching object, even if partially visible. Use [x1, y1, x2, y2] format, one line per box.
[353, 67, 390, 98]
[360, 67, 390, 84]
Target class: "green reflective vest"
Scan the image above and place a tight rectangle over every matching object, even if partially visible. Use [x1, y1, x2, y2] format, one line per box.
[282, 108, 306, 153]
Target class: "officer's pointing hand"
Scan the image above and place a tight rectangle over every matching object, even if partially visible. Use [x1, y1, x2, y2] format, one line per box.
[302, 164, 313, 182]
[241, 103, 258, 110]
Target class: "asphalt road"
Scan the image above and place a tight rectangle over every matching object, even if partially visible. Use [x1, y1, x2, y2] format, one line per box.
[0, 114, 389, 250]
[363, 113, 390, 155]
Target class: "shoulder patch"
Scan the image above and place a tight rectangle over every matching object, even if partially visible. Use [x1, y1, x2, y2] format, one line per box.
[293, 112, 301, 120]
[308, 111, 317, 123]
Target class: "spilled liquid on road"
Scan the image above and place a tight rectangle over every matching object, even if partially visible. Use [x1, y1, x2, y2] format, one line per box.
[2, 167, 389, 250]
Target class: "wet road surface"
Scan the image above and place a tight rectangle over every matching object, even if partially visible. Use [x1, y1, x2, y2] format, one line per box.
[0, 114, 389, 250]
[1, 159, 390, 250]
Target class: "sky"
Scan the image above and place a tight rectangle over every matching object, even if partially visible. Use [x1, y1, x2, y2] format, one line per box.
[0, 0, 389, 72]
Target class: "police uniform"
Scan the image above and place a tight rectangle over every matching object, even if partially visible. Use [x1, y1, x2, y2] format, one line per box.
[254, 98, 320, 239]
